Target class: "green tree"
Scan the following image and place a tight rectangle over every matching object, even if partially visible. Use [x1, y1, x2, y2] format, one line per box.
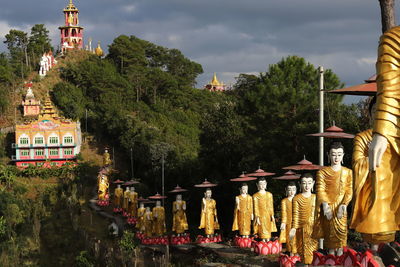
[28, 24, 53, 69]
[4, 29, 29, 78]
[52, 82, 85, 120]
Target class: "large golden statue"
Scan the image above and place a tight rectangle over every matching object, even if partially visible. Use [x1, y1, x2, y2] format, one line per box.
[172, 194, 188, 235]
[97, 174, 109, 201]
[314, 142, 352, 255]
[128, 187, 138, 217]
[143, 207, 153, 236]
[113, 184, 123, 207]
[289, 174, 318, 265]
[253, 178, 277, 241]
[280, 182, 297, 255]
[199, 189, 219, 236]
[352, 26, 400, 250]
[232, 183, 253, 237]
[136, 203, 146, 233]
[152, 201, 166, 236]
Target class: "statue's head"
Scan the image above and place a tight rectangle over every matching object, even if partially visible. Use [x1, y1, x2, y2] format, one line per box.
[240, 183, 248, 195]
[328, 142, 344, 166]
[286, 182, 297, 197]
[131, 187, 135, 192]
[145, 206, 150, 212]
[257, 178, 267, 191]
[176, 194, 182, 201]
[156, 200, 161, 207]
[117, 184, 121, 188]
[205, 188, 212, 199]
[140, 202, 144, 208]
[125, 187, 130, 191]
[300, 173, 314, 193]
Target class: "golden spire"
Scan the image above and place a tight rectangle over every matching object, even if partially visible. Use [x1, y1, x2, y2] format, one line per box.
[210, 73, 221, 86]
[39, 92, 58, 119]
[64, 0, 77, 11]
[95, 41, 104, 57]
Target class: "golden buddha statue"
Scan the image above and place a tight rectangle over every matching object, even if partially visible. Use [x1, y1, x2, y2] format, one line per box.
[103, 148, 112, 166]
[136, 203, 146, 232]
[152, 201, 166, 236]
[128, 187, 138, 217]
[232, 183, 253, 237]
[314, 142, 352, 256]
[143, 207, 153, 236]
[199, 189, 219, 237]
[97, 174, 109, 200]
[122, 187, 130, 211]
[280, 182, 297, 255]
[113, 184, 123, 207]
[172, 194, 188, 235]
[253, 178, 277, 241]
[289, 173, 318, 265]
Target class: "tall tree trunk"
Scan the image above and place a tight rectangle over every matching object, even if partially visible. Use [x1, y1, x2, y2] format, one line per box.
[379, 0, 396, 33]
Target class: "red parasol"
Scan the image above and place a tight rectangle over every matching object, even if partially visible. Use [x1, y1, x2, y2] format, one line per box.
[273, 170, 301, 180]
[230, 172, 257, 182]
[282, 156, 323, 170]
[307, 124, 355, 139]
[112, 179, 124, 184]
[138, 197, 148, 202]
[329, 75, 376, 96]
[169, 185, 188, 193]
[247, 167, 275, 177]
[123, 180, 140, 186]
[148, 193, 167, 199]
[194, 179, 218, 188]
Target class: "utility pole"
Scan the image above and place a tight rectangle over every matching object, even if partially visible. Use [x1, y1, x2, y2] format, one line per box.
[161, 154, 165, 206]
[379, 0, 396, 33]
[318, 66, 324, 166]
[130, 147, 134, 179]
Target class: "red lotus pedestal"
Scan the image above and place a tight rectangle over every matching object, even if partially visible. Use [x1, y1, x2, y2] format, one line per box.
[96, 199, 110, 207]
[311, 248, 380, 266]
[196, 234, 222, 244]
[233, 236, 253, 248]
[252, 240, 282, 255]
[279, 254, 301, 267]
[170, 234, 191, 245]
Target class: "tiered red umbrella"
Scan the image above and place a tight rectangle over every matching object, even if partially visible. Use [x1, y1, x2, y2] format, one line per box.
[273, 170, 301, 180]
[148, 193, 167, 200]
[307, 124, 354, 139]
[112, 179, 124, 184]
[138, 197, 148, 202]
[247, 167, 275, 177]
[123, 180, 140, 186]
[329, 74, 376, 96]
[194, 179, 217, 188]
[230, 172, 257, 182]
[169, 185, 188, 193]
[282, 156, 322, 171]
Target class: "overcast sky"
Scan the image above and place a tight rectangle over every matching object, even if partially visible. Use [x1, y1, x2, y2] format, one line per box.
[0, 0, 392, 103]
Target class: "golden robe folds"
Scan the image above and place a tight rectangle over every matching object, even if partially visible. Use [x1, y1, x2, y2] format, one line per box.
[292, 194, 318, 265]
[253, 191, 277, 239]
[114, 187, 123, 207]
[136, 206, 146, 231]
[199, 199, 219, 235]
[314, 167, 352, 249]
[280, 197, 296, 253]
[128, 191, 138, 217]
[232, 195, 253, 236]
[350, 26, 400, 244]
[172, 201, 188, 234]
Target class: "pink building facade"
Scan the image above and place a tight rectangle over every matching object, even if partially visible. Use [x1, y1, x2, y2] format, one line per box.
[59, 0, 84, 53]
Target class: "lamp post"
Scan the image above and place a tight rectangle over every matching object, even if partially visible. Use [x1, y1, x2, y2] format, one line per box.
[318, 66, 324, 166]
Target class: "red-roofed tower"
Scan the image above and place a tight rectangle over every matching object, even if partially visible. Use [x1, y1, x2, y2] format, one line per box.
[59, 0, 84, 53]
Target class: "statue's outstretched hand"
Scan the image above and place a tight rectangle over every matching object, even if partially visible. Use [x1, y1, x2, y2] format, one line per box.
[337, 204, 347, 219]
[322, 202, 333, 220]
[369, 133, 388, 171]
[280, 223, 286, 230]
[289, 228, 296, 240]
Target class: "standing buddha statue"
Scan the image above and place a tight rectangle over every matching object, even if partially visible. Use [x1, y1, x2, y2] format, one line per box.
[289, 173, 318, 265]
[136, 202, 146, 233]
[199, 188, 219, 237]
[232, 183, 253, 237]
[280, 182, 297, 255]
[172, 194, 188, 235]
[253, 178, 277, 241]
[143, 207, 153, 237]
[114, 184, 123, 208]
[152, 201, 166, 236]
[128, 187, 138, 217]
[314, 142, 352, 255]
[122, 187, 130, 211]
[97, 174, 109, 201]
